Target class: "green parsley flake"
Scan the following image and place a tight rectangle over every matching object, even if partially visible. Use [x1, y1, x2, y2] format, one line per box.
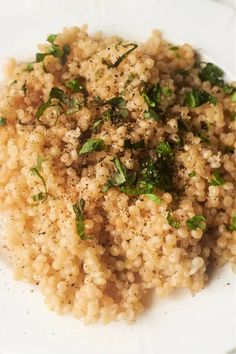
[188, 171, 196, 177]
[199, 62, 224, 87]
[228, 213, 236, 232]
[145, 194, 161, 204]
[185, 89, 217, 108]
[103, 43, 138, 68]
[73, 199, 86, 240]
[30, 156, 48, 203]
[210, 171, 225, 186]
[186, 215, 206, 230]
[167, 212, 180, 229]
[0, 117, 6, 126]
[79, 139, 105, 155]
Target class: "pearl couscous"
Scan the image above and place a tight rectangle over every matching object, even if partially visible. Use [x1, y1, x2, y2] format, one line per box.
[0, 26, 235, 324]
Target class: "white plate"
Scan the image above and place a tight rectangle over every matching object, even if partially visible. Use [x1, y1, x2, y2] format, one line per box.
[0, 1, 235, 353]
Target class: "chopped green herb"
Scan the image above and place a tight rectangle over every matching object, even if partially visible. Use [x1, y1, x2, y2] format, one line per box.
[35, 100, 53, 124]
[185, 89, 217, 108]
[161, 86, 172, 96]
[170, 46, 179, 51]
[229, 112, 236, 121]
[73, 199, 86, 240]
[231, 92, 236, 102]
[100, 96, 129, 125]
[196, 132, 210, 144]
[199, 62, 224, 87]
[104, 158, 127, 191]
[145, 193, 161, 204]
[167, 212, 180, 229]
[32, 192, 47, 202]
[144, 108, 160, 121]
[123, 73, 137, 89]
[124, 139, 145, 150]
[210, 171, 225, 186]
[36, 36, 70, 65]
[92, 119, 103, 132]
[25, 62, 34, 72]
[186, 215, 206, 230]
[223, 84, 235, 95]
[188, 170, 196, 177]
[65, 79, 87, 94]
[0, 117, 7, 126]
[228, 213, 236, 232]
[175, 68, 190, 77]
[47, 34, 57, 44]
[224, 146, 234, 154]
[21, 82, 27, 95]
[30, 156, 47, 203]
[50, 87, 68, 104]
[142, 83, 161, 108]
[156, 141, 173, 160]
[120, 181, 153, 196]
[79, 139, 105, 155]
[104, 43, 138, 68]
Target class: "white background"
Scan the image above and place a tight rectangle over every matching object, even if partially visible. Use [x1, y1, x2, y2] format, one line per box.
[0, 1, 235, 354]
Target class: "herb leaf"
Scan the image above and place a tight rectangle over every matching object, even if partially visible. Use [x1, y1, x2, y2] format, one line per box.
[228, 213, 236, 231]
[186, 215, 206, 230]
[167, 212, 180, 229]
[196, 132, 210, 144]
[199, 63, 224, 87]
[144, 108, 160, 121]
[185, 89, 217, 108]
[145, 193, 161, 204]
[30, 156, 48, 203]
[47, 34, 57, 44]
[188, 170, 196, 177]
[156, 141, 173, 160]
[104, 158, 127, 191]
[25, 63, 34, 72]
[73, 199, 86, 240]
[65, 79, 87, 94]
[124, 139, 145, 150]
[210, 171, 225, 186]
[35, 100, 52, 123]
[0, 117, 6, 126]
[104, 43, 137, 68]
[79, 139, 105, 155]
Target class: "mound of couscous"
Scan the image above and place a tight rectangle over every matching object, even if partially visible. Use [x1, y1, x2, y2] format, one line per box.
[0, 26, 235, 323]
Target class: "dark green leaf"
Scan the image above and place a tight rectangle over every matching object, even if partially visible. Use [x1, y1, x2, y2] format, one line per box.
[65, 79, 87, 94]
[156, 141, 173, 160]
[124, 139, 145, 150]
[73, 199, 86, 240]
[232, 92, 236, 102]
[25, 63, 34, 72]
[32, 192, 47, 202]
[142, 83, 161, 108]
[144, 108, 160, 121]
[170, 46, 179, 51]
[104, 43, 137, 68]
[145, 193, 161, 204]
[123, 73, 137, 89]
[228, 213, 236, 231]
[92, 119, 103, 132]
[224, 146, 234, 154]
[161, 86, 172, 96]
[186, 215, 206, 230]
[50, 87, 68, 104]
[210, 171, 225, 186]
[30, 156, 48, 202]
[36, 53, 48, 62]
[104, 158, 127, 191]
[196, 132, 210, 144]
[199, 62, 224, 87]
[66, 97, 82, 114]
[79, 139, 105, 154]
[35, 100, 52, 122]
[167, 212, 180, 228]
[21, 82, 27, 95]
[185, 89, 217, 108]
[47, 34, 57, 44]
[188, 170, 196, 177]
[223, 84, 235, 95]
[0, 117, 6, 126]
